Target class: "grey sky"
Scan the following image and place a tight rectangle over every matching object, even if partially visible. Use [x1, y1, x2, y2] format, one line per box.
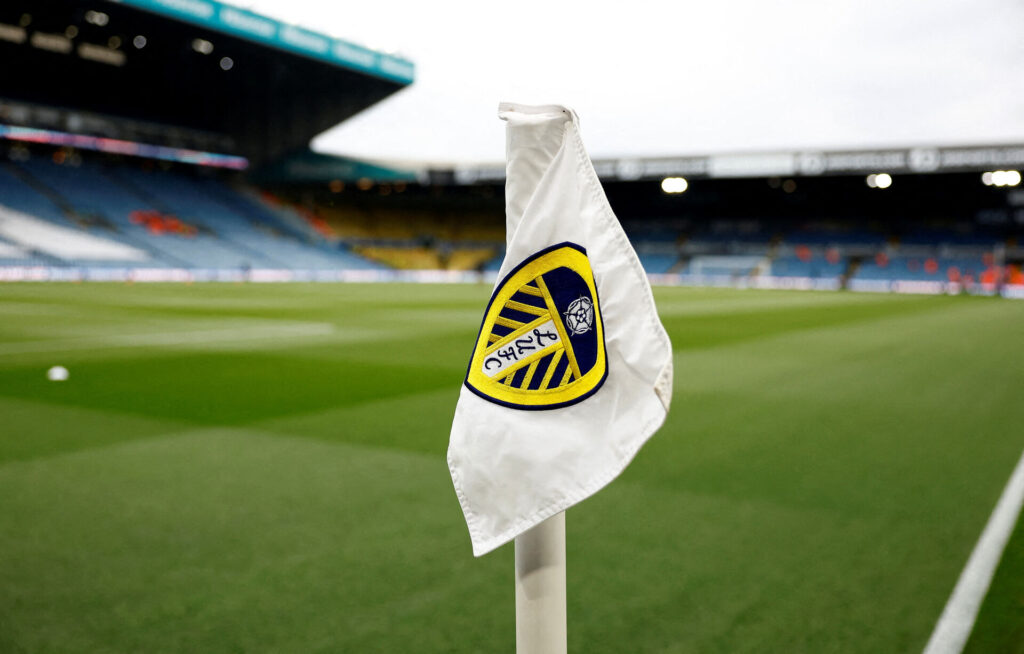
[242, 0, 1024, 165]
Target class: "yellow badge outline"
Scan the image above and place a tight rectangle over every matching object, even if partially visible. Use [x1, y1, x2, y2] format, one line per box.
[465, 243, 606, 410]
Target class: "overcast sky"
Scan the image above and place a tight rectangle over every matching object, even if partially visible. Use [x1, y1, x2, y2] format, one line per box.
[241, 0, 1024, 165]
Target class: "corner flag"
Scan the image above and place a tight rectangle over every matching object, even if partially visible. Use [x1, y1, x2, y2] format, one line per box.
[448, 103, 673, 556]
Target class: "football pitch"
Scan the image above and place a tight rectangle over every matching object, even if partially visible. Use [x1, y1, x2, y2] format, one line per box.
[1, 282, 1022, 653]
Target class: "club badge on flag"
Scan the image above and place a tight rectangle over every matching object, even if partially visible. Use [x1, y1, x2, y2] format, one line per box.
[465, 242, 607, 410]
[448, 103, 673, 556]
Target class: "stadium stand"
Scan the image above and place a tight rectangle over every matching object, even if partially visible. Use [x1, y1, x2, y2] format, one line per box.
[252, 176, 1022, 292]
[0, 1, 1021, 295]
[307, 202, 503, 271]
[4, 139, 1022, 294]
[770, 254, 845, 279]
[0, 0, 416, 277]
[0, 203, 147, 263]
[0, 151, 382, 271]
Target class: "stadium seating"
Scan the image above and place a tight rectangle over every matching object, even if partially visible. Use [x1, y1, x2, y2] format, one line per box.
[482, 249, 505, 272]
[770, 255, 846, 279]
[637, 253, 679, 274]
[0, 204, 149, 264]
[0, 155, 383, 271]
[0, 163, 73, 226]
[0, 234, 37, 265]
[315, 204, 504, 272]
[621, 215, 1019, 287]
[852, 255, 987, 282]
[1, 152, 1015, 285]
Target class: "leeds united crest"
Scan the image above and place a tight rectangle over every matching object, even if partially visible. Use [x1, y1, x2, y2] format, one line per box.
[464, 242, 607, 410]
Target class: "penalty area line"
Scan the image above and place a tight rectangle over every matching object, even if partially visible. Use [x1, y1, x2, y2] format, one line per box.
[922, 446, 1024, 654]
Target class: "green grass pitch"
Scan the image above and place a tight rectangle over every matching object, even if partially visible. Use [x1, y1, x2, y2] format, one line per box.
[0, 282, 1022, 653]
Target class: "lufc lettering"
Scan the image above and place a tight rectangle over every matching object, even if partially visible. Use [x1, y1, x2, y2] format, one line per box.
[482, 324, 560, 377]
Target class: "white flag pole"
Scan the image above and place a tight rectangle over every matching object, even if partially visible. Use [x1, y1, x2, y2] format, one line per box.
[515, 512, 567, 654]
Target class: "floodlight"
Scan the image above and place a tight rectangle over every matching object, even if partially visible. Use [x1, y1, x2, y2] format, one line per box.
[661, 177, 688, 194]
[192, 38, 213, 54]
[85, 11, 109, 26]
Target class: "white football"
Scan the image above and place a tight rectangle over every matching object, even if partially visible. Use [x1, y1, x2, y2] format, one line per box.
[47, 366, 69, 382]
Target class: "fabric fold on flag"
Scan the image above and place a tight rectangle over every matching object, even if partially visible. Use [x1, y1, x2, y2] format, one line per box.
[448, 102, 673, 556]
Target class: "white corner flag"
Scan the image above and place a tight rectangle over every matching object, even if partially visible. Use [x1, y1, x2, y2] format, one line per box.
[448, 103, 674, 557]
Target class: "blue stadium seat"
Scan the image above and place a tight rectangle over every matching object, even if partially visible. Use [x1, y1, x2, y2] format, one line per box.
[771, 256, 845, 279]
[3, 158, 384, 271]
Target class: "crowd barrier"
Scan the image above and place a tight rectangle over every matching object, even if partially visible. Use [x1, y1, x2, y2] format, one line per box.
[1, 265, 1021, 299]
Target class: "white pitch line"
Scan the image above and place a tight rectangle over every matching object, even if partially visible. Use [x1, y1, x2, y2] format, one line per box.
[0, 323, 337, 355]
[922, 447, 1024, 654]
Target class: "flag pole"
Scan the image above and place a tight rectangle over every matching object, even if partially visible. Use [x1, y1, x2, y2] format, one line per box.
[515, 512, 567, 654]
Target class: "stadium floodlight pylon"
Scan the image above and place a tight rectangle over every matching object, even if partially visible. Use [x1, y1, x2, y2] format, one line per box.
[447, 103, 674, 652]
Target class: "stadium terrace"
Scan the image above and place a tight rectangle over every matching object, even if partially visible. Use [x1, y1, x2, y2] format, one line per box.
[0, 1, 1022, 300]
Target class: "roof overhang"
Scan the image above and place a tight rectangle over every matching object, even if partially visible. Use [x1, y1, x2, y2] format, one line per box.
[107, 0, 414, 84]
[454, 144, 1024, 184]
